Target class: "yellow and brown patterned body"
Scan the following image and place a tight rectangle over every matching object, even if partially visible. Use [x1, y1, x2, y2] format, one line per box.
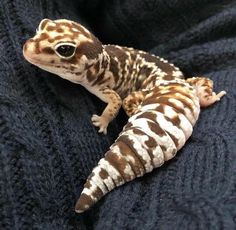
[23, 19, 226, 213]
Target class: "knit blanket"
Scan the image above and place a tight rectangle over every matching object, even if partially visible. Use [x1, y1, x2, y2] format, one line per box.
[0, 0, 235, 229]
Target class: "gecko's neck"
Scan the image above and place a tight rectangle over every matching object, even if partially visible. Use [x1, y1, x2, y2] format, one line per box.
[57, 46, 111, 88]
[80, 47, 112, 88]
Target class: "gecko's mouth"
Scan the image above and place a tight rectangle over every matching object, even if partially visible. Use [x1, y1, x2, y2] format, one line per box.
[23, 49, 40, 65]
[23, 51, 52, 68]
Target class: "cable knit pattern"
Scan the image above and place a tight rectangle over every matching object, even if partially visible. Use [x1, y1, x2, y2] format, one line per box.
[0, 0, 235, 229]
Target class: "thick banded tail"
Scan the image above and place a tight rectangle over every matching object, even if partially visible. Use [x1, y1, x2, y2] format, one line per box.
[75, 78, 226, 213]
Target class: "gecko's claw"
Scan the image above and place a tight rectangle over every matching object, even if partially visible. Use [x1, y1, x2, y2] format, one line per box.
[91, 114, 108, 135]
[216, 90, 227, 100]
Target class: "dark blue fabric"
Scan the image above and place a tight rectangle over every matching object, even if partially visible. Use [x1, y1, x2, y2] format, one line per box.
[0, 0, 235, 229]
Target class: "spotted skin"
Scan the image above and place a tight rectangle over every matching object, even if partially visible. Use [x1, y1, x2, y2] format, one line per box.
[123, 90, 148, 116]
[23, 19, 226, 213]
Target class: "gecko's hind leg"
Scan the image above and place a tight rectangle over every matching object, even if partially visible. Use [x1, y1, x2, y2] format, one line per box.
[123, 90, 149, 117]
[186, 77, 226, 107]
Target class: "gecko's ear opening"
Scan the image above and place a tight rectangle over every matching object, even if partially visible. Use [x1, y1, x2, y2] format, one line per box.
[38, 18, 52, 31]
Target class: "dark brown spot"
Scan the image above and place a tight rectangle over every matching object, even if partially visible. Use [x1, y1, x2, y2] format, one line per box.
[91, 71, 105, 86]
[56, 28, 64, 33]
[139, 65, 153, 78]
[165, 131, 179, 149]
[147, 120, 166, 137]
[143, 96, 187, 117]
[94, 61, 100, 73]
[171, 115, 181, 128]
[204, 87, 212, 95]
[42, 47, 54, 54]
[84, 180, 92, 189]
[75, 194, 94, 212]
[76, 40, 103, 60]
[60, 55, 78, 65]
[87, 69, 95, 82]
[101, 57, 109, 69]
[105, 45, 129, 84]
[34, 42, 40, 54]
[98, 77, 111, 86]
[85, 63, 94, 70]
[70, 66, 75, 71]
[139, 52, 177, 74]
[154, 104, 165, 114]
[117, 134, 147, 173]
[136, 66, 152, 89]
[109, 58, 121, 84]
[99, 169, 109, 179]
[46, 25, 56, 31]
[163, 74, 175, 81]
[143, 121, 173, 158]
[132, 128, 157, 166]
[105, 150, 133, 182]
[144, 135, 157, 149]
[48, 35, 74, 44]
[136, 111, 157, 123]
[39, 33, 50, 41]
[92, 187, 103, 200]
[116, 141, 145, 177]
[131, 128, 156, 165]
[142, 75, 157, 88]
[48, 38, 55, 43]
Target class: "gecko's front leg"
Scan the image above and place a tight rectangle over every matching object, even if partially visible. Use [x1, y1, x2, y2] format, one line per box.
[91, 87, 122, 134]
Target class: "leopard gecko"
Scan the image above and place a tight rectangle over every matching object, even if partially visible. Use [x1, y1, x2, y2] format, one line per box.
[23, 19, 226, 213]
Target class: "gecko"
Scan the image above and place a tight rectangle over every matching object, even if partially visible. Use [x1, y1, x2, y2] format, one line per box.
[23, 19, 226, 213]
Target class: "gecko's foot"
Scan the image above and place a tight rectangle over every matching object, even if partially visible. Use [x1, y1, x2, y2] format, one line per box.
[91, 115, 109, 135]
[200, 90, 226, 107]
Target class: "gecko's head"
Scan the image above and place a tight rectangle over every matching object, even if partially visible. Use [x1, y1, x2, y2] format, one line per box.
[23, 19, 104, 82]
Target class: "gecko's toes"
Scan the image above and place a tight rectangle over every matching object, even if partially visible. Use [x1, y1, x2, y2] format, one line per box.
[91, 114, 108, 135]
[91, 114, 99, 121]
[213, 90, 227, 102]
[98, 127, 107, 135]
[200, 90, 227, 107]
[217, 90, 227, 98]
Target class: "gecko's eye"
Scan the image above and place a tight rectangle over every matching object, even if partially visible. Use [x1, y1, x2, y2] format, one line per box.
[55, 43, 76, 59]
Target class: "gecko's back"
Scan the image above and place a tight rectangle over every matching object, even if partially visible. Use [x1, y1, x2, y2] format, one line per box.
[104, 45, 184, 98]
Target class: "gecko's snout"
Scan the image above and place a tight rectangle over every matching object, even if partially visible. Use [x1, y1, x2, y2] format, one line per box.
[23, 38, 45, 66]
[23, 39, 35, 62]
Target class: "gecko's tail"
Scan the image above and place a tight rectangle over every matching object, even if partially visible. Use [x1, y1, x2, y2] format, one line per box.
[75, 140, 141, 213]
[75, 77, 225, 213]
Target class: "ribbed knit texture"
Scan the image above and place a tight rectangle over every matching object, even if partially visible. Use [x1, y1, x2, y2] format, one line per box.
[0, 0, 235, 229]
